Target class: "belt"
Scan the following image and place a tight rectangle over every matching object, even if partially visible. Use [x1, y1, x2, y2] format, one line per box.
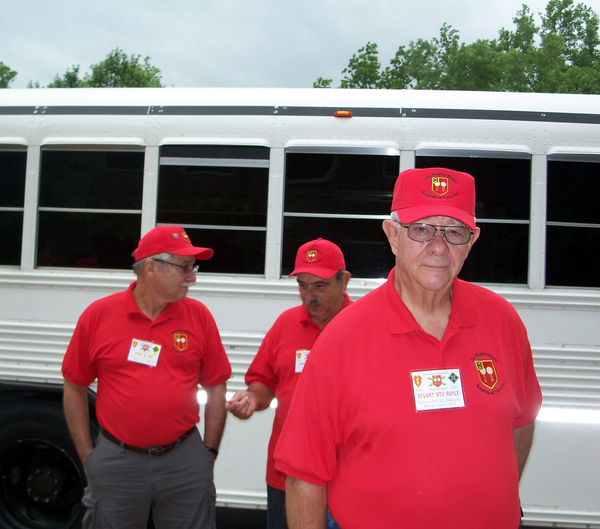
[101, 427, 196, 456]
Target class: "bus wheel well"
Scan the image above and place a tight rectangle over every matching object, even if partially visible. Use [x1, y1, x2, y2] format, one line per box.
[0, 399, 98, 529]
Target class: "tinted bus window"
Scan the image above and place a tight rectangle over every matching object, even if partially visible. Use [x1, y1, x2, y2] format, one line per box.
[0, 149, 26, 266]
[283, 149, 398, 278]
[546, 158, 600, 288]
[157, 145, 269, 275]
[38, 149, 144, 269]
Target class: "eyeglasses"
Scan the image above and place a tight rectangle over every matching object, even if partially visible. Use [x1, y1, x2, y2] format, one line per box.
[152, 259, 199, 274]
[396, 222, 474, 245]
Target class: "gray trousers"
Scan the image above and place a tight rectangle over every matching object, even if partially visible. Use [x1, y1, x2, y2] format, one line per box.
[82, 428, 216, 529]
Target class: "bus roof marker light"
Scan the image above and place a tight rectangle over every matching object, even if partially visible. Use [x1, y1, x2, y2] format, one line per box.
[334, 111, 353, 118]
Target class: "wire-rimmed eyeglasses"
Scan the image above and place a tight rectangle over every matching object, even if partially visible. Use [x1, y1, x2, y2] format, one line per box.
[395, 221, 474, 245]
[152, 259, 199, 274]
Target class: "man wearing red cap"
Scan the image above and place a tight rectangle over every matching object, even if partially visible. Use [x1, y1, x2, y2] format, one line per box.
[275, 169, 542, 529]
[226, 239, 352, 529]
[62, 226, 231, 529]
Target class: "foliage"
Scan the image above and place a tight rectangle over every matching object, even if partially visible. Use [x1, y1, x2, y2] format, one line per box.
[47, 65, 84, 88]
[0, 62, 17, 88]
[47, 48, 164, 88]
[317, 0, 600, 93]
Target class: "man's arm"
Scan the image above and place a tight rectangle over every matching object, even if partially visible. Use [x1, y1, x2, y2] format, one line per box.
[285, 476, 327, 529]
[63, 379, 94, 465]
[203, 382, 227, 454]
[225, 382, 275, 420]
[513, 421, 535, 479]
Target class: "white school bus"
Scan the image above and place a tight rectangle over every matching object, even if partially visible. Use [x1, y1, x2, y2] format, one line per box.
[0, 87, 599, 528]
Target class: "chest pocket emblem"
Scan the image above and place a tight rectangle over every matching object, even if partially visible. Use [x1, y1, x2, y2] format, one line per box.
[475, 359, 498, 390]
[174, 333, 189, 352]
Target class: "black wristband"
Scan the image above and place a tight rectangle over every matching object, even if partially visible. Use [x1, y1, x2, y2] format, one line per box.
[205, 445, 219, 458]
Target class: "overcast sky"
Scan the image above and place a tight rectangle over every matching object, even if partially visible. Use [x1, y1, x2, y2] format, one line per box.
[3, 0, 600, 90]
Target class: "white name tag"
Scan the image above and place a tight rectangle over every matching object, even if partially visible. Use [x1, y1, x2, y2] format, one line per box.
[128, 338, 161, 367]
[411, 368, 465, 411]
[295, 350, 310, 373]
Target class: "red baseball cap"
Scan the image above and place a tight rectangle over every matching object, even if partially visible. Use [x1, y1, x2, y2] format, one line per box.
[133, 226, 213, 262]
[289, 238, 346, 279]
[391, 168, 476, 230]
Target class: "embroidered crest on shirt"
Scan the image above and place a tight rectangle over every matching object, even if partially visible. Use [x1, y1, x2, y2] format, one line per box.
[471, 352, 504, 395]
[173, 332, 189, 353]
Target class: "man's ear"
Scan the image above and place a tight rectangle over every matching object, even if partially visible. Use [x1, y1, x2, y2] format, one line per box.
[382, 220, 399, 257]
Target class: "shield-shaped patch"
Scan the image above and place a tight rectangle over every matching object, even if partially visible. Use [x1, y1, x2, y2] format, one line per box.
[432, 176, 449, 196]
[475, 359, 498, 389]
[174, 333, 188, 352]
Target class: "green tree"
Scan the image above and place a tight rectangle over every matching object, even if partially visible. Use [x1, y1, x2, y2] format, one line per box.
[0, 61, 17, 88]
[47, 65, 84, 88]
[339, 42, 381, 88]
[316, 0, 600, 94]
[313, 77, 333, 88]
[47, 48, 163, 88]
[83, 48, 163, 87]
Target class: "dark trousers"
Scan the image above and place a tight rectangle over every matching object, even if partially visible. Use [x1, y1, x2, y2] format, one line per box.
[267, 485, 288, 529]
[82, 429, 216, 529]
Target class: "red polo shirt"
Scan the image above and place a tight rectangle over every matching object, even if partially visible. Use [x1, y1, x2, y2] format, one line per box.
[62, 282, 231, 447]
[275, 270, 542, 528]
[246, 292, 352, 490]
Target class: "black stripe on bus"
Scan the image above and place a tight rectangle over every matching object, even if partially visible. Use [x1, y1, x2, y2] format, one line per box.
[149, 106, 400, 117]
[1, 105, 600, 124]
[403, 107, 600, 124]
[0, 106, 399, 118]
[0, 106, 148, 116]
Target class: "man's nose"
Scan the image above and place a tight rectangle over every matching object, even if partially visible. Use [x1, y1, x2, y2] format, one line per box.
[429, 229, 449, 252]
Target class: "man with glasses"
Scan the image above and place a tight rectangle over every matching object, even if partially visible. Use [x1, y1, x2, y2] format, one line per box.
[275, 168, 542, 529]
[62, 225, 231, 529]
[226, 238, 352, 529]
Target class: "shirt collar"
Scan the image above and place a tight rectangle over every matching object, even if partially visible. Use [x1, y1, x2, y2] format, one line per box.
[382, 269, 476, 335]
[126, 281, 182, 321]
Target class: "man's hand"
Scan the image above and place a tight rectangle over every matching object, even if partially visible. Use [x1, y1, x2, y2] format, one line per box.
[225, 383, 274, 420]
[225, 390, 260, 419]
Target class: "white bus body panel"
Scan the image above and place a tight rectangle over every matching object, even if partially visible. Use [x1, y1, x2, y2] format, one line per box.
[0, 88, 599, 527]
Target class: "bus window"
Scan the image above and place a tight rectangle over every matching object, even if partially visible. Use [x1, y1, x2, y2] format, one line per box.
[283, 148, 399, 279]
[547, 157, 600, 288]
[416, 153, 531, 285]
[157, 145, 269, 275]
[0, 148, 26, 266]
[37, 149, 144, 269]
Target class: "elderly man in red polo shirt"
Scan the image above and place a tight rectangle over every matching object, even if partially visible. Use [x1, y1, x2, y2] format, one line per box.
[62, 226, 231, 529]
[226, 238, 352, 529]
[275, 168, 543, 529]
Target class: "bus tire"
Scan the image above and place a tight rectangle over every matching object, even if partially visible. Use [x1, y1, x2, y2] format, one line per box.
[0, 400, 96, 529]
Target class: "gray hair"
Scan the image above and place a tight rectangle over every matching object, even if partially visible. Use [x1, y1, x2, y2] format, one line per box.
[334, 270, 347, 285]
[132, 252, 173, 276]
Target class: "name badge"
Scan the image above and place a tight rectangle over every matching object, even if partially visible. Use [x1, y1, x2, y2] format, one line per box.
[128, 338, 161, 367]
[411, 368, 465, 411]
[295, 350, 310, 373]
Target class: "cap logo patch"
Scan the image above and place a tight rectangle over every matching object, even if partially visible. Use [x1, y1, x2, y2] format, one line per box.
[306, 250, 318, 263]
[431, 176, 449, 196]
[180, 230, 192, 245]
